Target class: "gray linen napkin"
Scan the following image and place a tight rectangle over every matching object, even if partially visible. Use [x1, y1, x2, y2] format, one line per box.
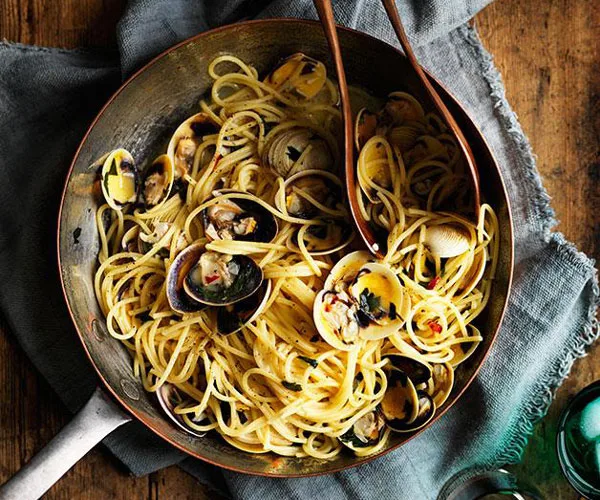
[0, 1, 597, 499]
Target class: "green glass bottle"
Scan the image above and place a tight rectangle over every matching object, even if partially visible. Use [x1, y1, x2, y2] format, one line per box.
[557, 380, 600, 499]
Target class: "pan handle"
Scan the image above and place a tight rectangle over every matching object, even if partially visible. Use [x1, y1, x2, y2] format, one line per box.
[0, 387, 132, 500]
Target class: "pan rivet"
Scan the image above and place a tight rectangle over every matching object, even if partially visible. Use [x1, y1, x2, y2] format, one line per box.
[91, 318, 106, 342]
[120, 379, 140, 401]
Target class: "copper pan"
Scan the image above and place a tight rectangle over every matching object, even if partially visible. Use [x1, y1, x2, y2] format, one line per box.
[0, 19, 513, 498]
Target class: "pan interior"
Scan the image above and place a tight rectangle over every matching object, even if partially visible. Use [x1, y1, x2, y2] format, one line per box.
[58, 20, 512, 476]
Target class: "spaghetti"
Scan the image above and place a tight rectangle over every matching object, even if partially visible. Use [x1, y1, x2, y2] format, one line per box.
[94, 53, 499, 459]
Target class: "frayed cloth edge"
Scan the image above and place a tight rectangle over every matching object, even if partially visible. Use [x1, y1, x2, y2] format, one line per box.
[457, 24, 599, 468]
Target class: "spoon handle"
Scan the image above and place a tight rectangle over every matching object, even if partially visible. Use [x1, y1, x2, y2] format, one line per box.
[380, 0, 481, 211]
[313, 0, 384, 257]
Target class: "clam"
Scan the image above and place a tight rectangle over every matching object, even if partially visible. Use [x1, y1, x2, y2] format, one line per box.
[156, 383, 207, 437]
[263, 127, 334, 178]
[167, 112, 219, 179]
[216, 280, 271, 335]
[323, 250, 373, 289]
[383, 354, 432, 386]
[358, 140, 392, 204]
[380, 92, 425, 127]
[424, 225, 470, 258]
[404, 136, 448, 165]
[293, 219, 353, 255]
[385, 390, 436, 433]
[201, 191, 278, 243]
[183, 251, 263, 307]
[339, 410, 386, 450]
[430, 362, 454, 408]
[450, 330, 481, 368]
[100, 149, 138, 211]
[280, 170, 344, 219]
[264, 53, 327, 100]
[166, 243, 207, 314]
[349, 262, 410, 341]
[142, 154, 175, 208]
[313, 251, 408, 349]
[380, 369, 420, 429]
[354, 108, 378, 151]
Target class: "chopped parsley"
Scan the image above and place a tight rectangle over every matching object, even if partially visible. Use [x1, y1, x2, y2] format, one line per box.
[282, 381, 302, 391]
[298, 356, 318, 368]
[286, 145, 302, 162]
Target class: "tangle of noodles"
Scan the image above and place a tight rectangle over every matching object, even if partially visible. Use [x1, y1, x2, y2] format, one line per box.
[94, 54, 499, 459]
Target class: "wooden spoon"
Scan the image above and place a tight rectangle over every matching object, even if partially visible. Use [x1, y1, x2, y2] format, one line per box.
[313, 0, 384, 258]
[314, 0, 481, 260]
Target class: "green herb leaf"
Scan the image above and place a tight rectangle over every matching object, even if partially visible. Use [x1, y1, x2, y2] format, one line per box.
[282, 381, 302, 391]
[286, 146, 302, 162]
[298, 356, 318, 368]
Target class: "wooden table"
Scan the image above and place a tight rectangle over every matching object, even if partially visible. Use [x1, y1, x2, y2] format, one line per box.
[0, 0, 598, 498]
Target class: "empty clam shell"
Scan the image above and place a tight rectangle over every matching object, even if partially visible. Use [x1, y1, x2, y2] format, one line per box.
[264, 53, 327, 100]
[100, 149, 138, 211]
[424, 225, 470, 258]
[430, 362, 454, 408]
[380, 369, 420, 429]
[386, 390, 436, 433]
[156, 383, 206, 437]
[354, 108, 378, 151]
[383, 354, 432, 386]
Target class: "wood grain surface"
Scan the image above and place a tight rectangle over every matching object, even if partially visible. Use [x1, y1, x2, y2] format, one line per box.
[0, 0, 598, 498]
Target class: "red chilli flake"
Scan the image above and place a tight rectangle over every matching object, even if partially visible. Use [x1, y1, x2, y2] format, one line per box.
[427, 276, 440, 290]
[428, 320, 442, 333]
[205, 275, 220, 284]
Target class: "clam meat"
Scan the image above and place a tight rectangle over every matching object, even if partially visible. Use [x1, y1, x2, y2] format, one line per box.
[183, 251, 263, 307]
[202, 191, 278, 243]
[167, 113, 219, 179]
[313, 251, 409, 350]
[142, 154, 175, 208]
[339, 410, 386, 450]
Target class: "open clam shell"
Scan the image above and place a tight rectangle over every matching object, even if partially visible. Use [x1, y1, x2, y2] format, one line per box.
[383, 354, 432, 386]
[183, 251, 263, 307]
[142, 154, 175, 208]
[100, 149, 138, 211]
[264, 52, 327, 100]
[201, 190, 278, 244]
[156, 383, 207, 438]
[354, 108, 378, 151]
[429, 362, 454, 408]
[380, 369, 420, 429]
[166, 242, 207, 314]
[167, 112, 219, 179]
[385, 390, 436, 433]
[216, 279, 271, 335]
[278, 169, 345, 220]
[339, 410, 386, 450]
